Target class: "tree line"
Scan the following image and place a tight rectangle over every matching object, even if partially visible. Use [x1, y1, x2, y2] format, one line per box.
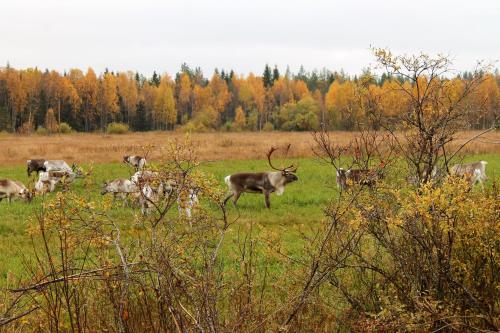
[0, 63, 498, 133]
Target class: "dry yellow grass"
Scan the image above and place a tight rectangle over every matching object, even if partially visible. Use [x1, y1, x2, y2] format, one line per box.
[0, 130, 498, 166]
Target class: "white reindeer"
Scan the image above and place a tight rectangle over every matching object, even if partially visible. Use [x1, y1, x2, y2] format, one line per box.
[450, 161, 488, 189]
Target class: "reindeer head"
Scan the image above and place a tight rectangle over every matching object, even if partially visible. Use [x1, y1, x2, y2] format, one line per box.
[72, 163, 85, 178]
[101, 181, 109, 195]
[19, 188, 33, 202]
[267, 145, 299, 183]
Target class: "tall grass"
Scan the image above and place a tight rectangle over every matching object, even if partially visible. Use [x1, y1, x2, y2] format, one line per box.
[0, 131, 498, 166]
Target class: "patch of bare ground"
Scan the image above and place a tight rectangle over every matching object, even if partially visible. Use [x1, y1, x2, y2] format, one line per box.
[0, 130, 498, 166]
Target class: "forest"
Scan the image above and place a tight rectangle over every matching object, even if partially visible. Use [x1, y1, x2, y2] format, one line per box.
[0, 63, 498, 134]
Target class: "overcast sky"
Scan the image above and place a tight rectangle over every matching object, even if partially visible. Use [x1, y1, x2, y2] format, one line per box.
[1, 0, 498, 77]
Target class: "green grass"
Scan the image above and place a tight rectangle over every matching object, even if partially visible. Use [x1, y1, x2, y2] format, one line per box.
[0, 154, 498, 283]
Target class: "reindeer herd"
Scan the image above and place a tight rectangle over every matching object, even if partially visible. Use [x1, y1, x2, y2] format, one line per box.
[0, 146, 492, 214]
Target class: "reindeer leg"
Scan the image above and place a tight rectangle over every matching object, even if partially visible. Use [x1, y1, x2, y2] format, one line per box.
[264, 191, 271, 209]
[223, 192, 234, 207]
[232, 192, 242, 208]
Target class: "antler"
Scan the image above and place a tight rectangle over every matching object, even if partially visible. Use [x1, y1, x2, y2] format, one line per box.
[266, 147, 282, 171]
[266, 145, 298, 173]
[282, 144, 298, 171]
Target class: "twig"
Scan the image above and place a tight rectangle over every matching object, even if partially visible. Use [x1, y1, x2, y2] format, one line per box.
[9, 262, 140, 293]
[448, 127, 496, 161]
[0, 306, 40, 326]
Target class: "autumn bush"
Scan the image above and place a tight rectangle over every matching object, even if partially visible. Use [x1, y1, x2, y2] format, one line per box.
[329, 177, 499, 331]
[262, 121, 274, 131]
[106, 122, 130, 134]
[35, 126, 48, 135]
[58, 122, 73, 134]
[181, 119, 211, 133]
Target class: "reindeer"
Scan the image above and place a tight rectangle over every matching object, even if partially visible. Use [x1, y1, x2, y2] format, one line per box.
[101, 178, 139, 204]
[336, 168, 382, 190]
[27, 159, 46, 176]
[124, 155, 147, 170]
[35, 171, 58, 194]
[450, 161, 488, 188]
[28, 159, 84, 183]
[224, 146, 298, 208]
[0, 179, 33, 203]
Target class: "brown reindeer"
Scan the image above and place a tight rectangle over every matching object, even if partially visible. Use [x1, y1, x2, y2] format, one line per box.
[336, 168, 382, 190]
[224, 146, 298, 208]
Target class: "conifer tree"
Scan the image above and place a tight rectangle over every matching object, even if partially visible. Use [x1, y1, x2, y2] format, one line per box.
[263, 64, 273, 88]
[272, 66, 280, 84]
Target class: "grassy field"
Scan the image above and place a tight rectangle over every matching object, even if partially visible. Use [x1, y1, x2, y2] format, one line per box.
[0, 153, 499, 285]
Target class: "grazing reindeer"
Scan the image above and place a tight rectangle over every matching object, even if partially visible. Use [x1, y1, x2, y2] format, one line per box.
[138, 182, 172, 215]
[0, 179, 32, 203]
[30, 160, 84, 183]
[174, 179, 200, 221]
[27, 159, 46, 176]
[224, 146, 298, 208]
[101, 179, 139, 204]
[35, 172, 58, 194]
[35, 169, 77, 194]
[336, 168, 382, 190]
[130, 170, 172, 215]
[450, 161, 488, 188]
[124, 155, 147, 170]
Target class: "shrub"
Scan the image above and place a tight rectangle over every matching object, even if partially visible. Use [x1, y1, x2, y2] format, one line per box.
[321, 173, 500, 332]
[35, 126, 48, 135]
[58, 122, 73, 134]
[180, 116, 215, 133]
[106, 122, 129, 134]
[221, 121, 233, 132]
[262, 122, 274, 131]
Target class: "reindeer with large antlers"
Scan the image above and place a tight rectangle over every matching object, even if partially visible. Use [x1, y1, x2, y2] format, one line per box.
[223, 145, 299, 208]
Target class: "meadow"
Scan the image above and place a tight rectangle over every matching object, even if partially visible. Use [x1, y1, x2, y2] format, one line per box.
[0, 157, 331, 281]
[0, 130, 499, 286]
